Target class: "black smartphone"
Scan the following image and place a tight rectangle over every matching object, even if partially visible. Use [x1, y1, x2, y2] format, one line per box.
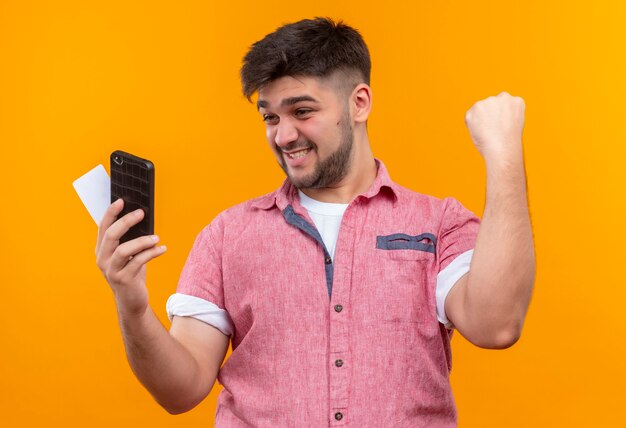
[110, 150, 155, 243]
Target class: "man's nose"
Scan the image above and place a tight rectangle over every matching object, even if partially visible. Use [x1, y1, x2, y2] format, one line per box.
[273, 118, 298, 148]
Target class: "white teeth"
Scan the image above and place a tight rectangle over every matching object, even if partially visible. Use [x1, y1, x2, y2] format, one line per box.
[287, 148, 310, 159]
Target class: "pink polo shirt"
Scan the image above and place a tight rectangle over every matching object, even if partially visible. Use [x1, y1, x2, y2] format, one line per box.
[171, 160, 479, 426]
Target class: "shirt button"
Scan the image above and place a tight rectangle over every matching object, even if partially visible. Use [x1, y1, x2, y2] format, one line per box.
[335, 359, 344, 367]
[334, 304, 343, 313]
[325, 256, 332, 264]
[335, 412, 343, 421]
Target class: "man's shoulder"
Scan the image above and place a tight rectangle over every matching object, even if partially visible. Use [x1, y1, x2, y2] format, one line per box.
[386, 180, 478, 224]
[194, 188, 280, 241]
[381, 181, 479, 237]
[213, 188, 279, 222]
[391, 181, 453, 209]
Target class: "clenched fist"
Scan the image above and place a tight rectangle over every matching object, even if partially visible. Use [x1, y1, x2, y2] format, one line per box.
[465, 92, 525, 164]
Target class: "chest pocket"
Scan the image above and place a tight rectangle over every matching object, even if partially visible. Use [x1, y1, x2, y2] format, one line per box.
[374, 233, 437, 323]
[376, 233, 436, 260]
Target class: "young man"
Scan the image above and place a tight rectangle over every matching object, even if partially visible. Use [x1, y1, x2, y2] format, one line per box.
[96, 18, 535, 427]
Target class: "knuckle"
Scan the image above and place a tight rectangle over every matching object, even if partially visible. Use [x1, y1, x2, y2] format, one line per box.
[103, 227, 115, 241]
[115, 246, 130, 260]
[107, 267, 121, 283]
[106, 273, 118, 285]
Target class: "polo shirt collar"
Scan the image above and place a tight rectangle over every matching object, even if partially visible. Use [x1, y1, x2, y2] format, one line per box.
[251, 159, 399, 211]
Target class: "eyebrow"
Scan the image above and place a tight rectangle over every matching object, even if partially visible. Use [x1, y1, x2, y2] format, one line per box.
[257, 95, 319, 110]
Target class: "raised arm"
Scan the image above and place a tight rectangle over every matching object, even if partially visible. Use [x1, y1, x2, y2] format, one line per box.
[445, 92, 535, 349]
[96, 199, 229, 413]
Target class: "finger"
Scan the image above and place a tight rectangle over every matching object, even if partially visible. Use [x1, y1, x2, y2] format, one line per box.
[96, 198, 124, 254]
[121, 244, 168, 278]
[109, 234, 161, 272]
[99, 208, 146, 260]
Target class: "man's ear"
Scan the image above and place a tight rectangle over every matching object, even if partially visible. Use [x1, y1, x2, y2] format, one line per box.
[351, 83, 372, 123]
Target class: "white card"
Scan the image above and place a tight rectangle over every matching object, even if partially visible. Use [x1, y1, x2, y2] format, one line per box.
[73, 164, 111, 225]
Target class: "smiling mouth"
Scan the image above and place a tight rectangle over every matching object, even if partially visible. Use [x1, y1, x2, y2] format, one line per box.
[285, 148, 312, 159]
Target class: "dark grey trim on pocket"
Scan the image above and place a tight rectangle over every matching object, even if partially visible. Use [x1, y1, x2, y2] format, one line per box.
[376, 233, 437, 254]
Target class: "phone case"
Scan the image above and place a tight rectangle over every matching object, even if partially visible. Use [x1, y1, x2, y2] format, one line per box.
[110, 150, 155, 243]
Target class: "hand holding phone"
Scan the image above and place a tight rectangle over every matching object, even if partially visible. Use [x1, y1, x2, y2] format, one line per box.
[95, 150, 163, 318]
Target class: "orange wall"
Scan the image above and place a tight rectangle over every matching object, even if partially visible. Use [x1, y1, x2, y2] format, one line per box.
[1, 1, 625, 426]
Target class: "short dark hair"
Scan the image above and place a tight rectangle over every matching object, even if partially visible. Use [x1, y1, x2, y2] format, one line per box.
[240, 17, 371, 101]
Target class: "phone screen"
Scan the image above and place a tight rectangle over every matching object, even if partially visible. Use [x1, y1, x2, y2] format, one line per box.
[110, 150, 155, 243]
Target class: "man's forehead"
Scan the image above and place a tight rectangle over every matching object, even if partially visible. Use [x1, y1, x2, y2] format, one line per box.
[257, 75, 336, 109]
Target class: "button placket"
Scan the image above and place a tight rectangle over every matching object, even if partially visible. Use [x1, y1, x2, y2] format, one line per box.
[329, 203, 358, 426]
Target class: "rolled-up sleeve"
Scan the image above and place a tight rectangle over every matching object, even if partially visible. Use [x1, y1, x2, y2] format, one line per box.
[435, 198, 480, 327]
[167, 218, 234, 336]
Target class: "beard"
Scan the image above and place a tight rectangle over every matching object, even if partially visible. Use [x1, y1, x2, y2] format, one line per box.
[277, 112, 354, 190]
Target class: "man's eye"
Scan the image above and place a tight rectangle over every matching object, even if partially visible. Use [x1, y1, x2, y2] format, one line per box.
[263, 114, 277, 123]
[295, 109, 312, 117]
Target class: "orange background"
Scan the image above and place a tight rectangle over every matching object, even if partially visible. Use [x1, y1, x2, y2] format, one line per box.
[1, 1, 625, 426]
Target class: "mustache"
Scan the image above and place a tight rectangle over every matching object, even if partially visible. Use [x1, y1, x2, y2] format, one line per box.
[280, 140, 316, 153]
